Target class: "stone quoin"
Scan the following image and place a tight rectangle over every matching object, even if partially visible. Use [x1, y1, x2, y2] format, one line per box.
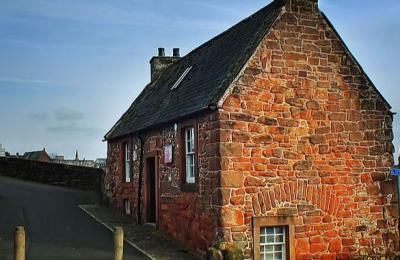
[103, 0, 399, 258]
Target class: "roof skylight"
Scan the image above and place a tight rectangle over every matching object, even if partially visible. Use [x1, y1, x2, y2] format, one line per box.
[171, 66, 192, 90]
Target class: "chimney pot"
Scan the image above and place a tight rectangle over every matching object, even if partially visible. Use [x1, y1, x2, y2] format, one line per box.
[275, 0, 318, 13]
[158, 48, 165, 57]
[173, 48, 180, 57]
[150, 47, 181, 82]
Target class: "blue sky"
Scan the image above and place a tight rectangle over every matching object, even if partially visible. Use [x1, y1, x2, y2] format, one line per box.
[0, 0, 399, 160]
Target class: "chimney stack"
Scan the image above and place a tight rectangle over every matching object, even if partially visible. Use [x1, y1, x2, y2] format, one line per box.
[150, 48, 181, 82]
[275, 0, 318, 14]
[158, 48, 165, 57]
[173, 48, 180, 57]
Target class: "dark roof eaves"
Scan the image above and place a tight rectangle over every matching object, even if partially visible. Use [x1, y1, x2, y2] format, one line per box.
[104, 81, 156, 140]
[105, 106, 213, 141]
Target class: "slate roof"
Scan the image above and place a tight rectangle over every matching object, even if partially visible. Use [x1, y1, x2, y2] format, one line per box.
[23, 150, 51, 161]
[105, 1, 392, 141]
[105, 1, 283, 140]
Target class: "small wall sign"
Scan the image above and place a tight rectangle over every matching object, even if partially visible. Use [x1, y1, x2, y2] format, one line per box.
[391, 168, 400, 176]
[164, 144, 173, 164]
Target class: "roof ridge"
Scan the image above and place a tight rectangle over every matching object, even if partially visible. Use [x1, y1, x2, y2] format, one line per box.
[169, 1, 281, 69]
[105, 1, 283, 140]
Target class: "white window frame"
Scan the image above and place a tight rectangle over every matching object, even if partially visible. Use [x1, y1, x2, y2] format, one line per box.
[124, 143, 131, 183]
[259, 226, 286, 260]
[253, 216, 295, 260]
[124, 199, 131, 215]
[184, 127, 195, 183]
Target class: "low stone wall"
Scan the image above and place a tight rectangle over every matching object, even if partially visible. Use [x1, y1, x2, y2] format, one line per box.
[0, 157, 103, 190]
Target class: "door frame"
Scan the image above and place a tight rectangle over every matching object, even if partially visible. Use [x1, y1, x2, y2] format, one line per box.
[143, 151, 159, 227]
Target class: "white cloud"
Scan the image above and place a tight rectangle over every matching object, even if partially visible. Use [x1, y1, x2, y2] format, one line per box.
[54, 108, 84, 122]
[0, 0, 228, 30]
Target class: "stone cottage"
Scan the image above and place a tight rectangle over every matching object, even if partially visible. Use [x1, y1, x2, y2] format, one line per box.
[103, 0, 399, 258]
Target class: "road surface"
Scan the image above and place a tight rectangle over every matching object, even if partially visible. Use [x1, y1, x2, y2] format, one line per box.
[0, 175, 147, 259]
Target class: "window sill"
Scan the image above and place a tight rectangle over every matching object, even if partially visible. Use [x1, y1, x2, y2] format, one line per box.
[182, 183, 198, 192]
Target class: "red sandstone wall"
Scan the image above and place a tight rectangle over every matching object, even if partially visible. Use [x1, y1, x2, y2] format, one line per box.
[104, 112, 220, 253]
[218, 5, 399, 260]
[104, 139, 138, 210]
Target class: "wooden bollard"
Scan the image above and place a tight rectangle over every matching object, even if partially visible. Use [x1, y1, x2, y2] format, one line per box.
[114, 227, 124, 260]
[14, 226, 25, 260]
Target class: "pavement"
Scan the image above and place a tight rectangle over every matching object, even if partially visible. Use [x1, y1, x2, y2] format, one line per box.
[0, 175, 147, 260]
[79, 204, 204, 260]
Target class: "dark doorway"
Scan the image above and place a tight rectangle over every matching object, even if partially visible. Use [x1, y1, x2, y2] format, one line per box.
[146, 157, 156, 224]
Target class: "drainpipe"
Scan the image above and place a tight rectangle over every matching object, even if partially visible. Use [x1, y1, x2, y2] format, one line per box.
[137, 133, 145, 225]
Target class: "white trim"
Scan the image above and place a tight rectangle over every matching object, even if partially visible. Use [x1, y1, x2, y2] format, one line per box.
[125, 143, 131, 183]
[184, 127, 195, 183]
[260, 226, 286, 260]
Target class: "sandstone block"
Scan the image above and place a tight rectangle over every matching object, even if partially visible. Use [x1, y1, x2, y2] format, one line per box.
[252, 134, 273, 144]
[310, 243, 327, 253]
[220, 143, 242, 157]
[309, 135, 326, 144]
[230, 113, 255, 122]
[293, 160, 312, 170]
[221, 171, 244, 188]
[245, 176, 265, 187]
[276, 207, 297, 216]
[220, 207, 244, 227]
[232, 132, 251, 143]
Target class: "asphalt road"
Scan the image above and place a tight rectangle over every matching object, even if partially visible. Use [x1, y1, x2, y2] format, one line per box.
[0, 175, 147, 260]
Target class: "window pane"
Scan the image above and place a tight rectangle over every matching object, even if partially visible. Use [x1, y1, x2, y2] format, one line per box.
[125, 162, 131, 182]
[261, 228, 267, 235]
[265, 253, 273, 259]
[265, 245, 273, 252]
[185, 128, 194, 153]
[186, 155, 195, 183]
[184, 127, 195, 183]
[274, 252, 283, 260]
[190, 165, 194, 178]
[125, 143, 130, 161]
[260, 226, 286, 260]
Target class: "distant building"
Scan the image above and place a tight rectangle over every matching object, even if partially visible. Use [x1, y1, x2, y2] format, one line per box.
[54, 155, 65, 161]
[54, 150, 96, 168]
[0, 143, 5, 157]
[23, 148, 52, 162]
[7, 152, 21, 159]
[95, 158, 106, 169]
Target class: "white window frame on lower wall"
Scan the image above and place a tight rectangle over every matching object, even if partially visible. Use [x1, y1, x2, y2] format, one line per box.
[184, 127, 195, 184]
[124, 199, 131, 215]
[124, 142, 131, 183]
[253, 216, 295, 260]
